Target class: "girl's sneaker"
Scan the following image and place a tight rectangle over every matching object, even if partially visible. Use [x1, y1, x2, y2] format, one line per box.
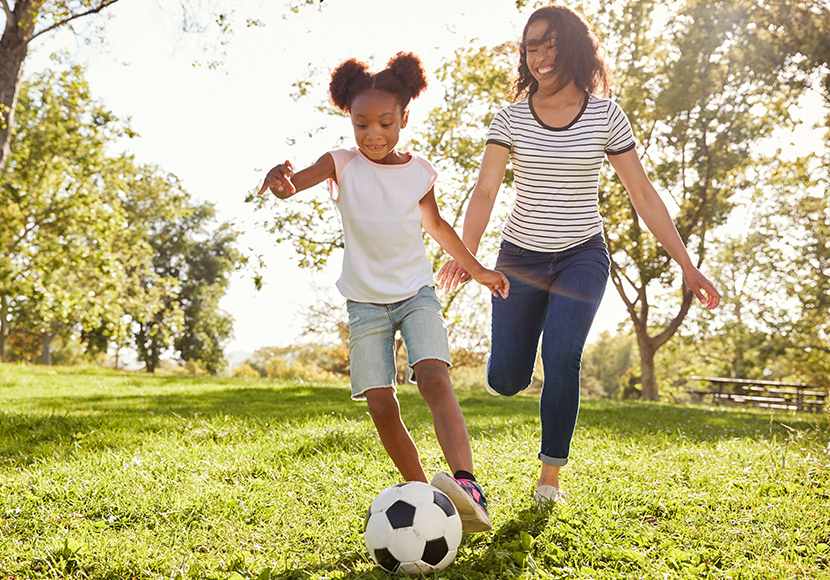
[430, 472, 492, 532]
[534, 484, 566, 507]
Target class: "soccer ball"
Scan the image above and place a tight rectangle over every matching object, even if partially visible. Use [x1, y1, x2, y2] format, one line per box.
[364, 481, 463, 575]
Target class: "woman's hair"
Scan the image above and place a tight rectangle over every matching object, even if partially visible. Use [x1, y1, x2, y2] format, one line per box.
[329, 52, 428, 113]
[513, 5, 610, 101]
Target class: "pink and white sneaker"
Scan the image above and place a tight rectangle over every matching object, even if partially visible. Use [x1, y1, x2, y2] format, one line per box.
[430, 472, 492, 532]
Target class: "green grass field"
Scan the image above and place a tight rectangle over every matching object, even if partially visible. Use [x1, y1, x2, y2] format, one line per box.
[1, 364, 828, 579]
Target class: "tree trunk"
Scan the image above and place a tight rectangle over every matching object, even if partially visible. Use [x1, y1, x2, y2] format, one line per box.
[639, 342, 659, 402]
[0, 0, 41, 177]
[0, 294, 8, 362]
[41, 331, 54, 365]
[630, 288, 695, 402]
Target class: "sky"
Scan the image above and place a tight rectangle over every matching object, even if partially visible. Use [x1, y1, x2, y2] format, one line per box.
[21, 0, 826, 361]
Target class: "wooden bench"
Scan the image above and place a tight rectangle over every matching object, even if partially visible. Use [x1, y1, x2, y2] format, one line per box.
[686, 376, 827, 413]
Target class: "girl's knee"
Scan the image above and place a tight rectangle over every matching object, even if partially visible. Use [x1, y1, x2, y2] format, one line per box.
[365, 387, 399, 418]
[413, 360, 453, 402]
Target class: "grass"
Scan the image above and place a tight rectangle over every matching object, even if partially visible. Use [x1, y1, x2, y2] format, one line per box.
[0, 363, 828, 579]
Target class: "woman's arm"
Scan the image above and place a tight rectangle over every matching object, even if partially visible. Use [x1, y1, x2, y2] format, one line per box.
[461, 144, 511, 254]
[608, 149, 721, 310]
[436, 144, 510, 292]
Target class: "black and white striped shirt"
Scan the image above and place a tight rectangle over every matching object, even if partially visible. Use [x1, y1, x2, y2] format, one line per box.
[487, 93, 636, 252]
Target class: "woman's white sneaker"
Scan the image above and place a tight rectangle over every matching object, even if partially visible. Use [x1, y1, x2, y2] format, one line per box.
[534, 484, 566, 507]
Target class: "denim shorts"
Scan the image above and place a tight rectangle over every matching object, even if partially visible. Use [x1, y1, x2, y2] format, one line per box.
[346, 286, 451, 400]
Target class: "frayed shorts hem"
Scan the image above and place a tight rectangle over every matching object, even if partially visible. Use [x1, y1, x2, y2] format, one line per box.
[539, 453, 569, 467]
[351, 383, 396, 402]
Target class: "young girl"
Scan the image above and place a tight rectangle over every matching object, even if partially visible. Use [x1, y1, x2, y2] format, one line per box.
[257, 52, 508, 532]
[438, 6, 721, 505]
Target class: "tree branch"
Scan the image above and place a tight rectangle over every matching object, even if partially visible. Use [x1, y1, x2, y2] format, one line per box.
[652, 287, 694, 348]
[30, 0, 122, 41]
[1, 0, 13, 22]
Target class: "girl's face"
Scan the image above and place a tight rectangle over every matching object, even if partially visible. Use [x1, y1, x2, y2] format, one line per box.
[349, 90, 409, 164]
[525, 20, 558, 87]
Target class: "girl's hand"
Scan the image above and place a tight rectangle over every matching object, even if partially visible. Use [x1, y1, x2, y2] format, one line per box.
[257, 160, 296, 197]
[683, 266, 721, 310]
[472, 268, 510, 299]
[436, 259, 472, 293]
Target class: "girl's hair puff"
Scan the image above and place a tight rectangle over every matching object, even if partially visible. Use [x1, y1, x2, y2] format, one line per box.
[329, 52, 428, 113]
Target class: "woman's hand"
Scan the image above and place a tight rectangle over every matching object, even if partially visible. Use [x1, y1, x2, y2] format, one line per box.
[683, 266, 721, 310]
[472, 268, 510, 299]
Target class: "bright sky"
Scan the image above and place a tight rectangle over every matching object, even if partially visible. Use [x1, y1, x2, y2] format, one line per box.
[21, 0, 825, 360]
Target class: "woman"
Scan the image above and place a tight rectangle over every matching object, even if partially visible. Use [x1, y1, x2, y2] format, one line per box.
[438, 5, 720, 505]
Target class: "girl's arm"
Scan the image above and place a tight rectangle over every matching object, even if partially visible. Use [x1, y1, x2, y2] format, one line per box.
[256, 153, 336, 199]
[607, 149, 721, 310]
[420, 188, 509, 299]
[436, 144, 510, 291]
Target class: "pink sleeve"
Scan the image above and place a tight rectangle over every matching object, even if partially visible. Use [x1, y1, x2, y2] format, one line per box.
[414, 156, 438, 191]
[327, 149, 356, 202]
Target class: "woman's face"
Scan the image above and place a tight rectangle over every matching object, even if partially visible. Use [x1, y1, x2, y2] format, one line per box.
[524, 19, 558, 87]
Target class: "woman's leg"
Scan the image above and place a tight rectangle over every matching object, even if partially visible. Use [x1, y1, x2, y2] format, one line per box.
[488, 242, 551, 395]
[537, 238, 609, 482]
[364, 387, 427, 483]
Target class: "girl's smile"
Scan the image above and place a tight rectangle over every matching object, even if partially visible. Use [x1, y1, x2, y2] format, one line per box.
[350, 90, 410, 165]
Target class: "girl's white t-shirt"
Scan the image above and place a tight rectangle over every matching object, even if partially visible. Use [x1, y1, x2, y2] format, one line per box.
[328, 147, 437, 304]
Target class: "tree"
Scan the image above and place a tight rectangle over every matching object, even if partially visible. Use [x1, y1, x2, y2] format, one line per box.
[580, 330, 638, 399]
[596, 0, 829, 400]
[133, 201, 244, 374]
[0, 64, 167, 364]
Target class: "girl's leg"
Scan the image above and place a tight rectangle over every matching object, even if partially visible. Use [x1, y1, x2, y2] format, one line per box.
[412, 359, 473, 475]
[414, 359, 492, 532]
[364, 387, 427, 483]
[537, 237, 609, 481]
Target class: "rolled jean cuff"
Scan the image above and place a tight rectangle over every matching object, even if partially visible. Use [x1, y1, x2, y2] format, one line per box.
[539, 452, 569, 467]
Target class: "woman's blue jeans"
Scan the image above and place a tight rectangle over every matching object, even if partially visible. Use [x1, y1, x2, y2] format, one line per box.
[488, 234, 609, 466]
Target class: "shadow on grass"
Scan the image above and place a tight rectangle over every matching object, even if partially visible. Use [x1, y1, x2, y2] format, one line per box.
[257, 505, 553, 580]
[1, 372, 827, 464]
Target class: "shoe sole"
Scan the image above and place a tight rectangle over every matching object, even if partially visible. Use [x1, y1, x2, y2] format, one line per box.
[430, 473, 492, 533]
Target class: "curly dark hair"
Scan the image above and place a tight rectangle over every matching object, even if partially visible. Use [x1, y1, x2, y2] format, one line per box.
[513, 5, 610, 101]
[329, 52, 428, 113]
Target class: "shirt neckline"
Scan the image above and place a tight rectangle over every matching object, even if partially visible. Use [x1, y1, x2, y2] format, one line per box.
[355, 147, 415, 168]
[528, 91, 589, 132]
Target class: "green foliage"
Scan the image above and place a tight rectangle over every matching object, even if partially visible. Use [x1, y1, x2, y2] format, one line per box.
[580, 331, 638, 399]
[594, 0, 829, 399]
[673, 152, 830, 389]
[0, 365, 828, 579]
[0, 64, 166, 363]
[244, 344, 347, 381]
[0, 63, 245, 372]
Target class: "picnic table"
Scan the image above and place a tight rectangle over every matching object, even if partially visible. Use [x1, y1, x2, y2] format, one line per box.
[686, 376, 827, 413]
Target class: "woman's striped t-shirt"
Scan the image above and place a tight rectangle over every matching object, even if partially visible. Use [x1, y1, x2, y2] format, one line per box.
[486, 92, 636, 252]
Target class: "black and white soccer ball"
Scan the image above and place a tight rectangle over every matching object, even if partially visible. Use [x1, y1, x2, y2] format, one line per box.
[364, 481, 463, 575]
